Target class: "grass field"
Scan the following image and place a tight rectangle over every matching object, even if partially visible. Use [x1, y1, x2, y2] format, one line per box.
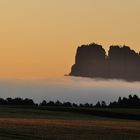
[0, 107, 140, 140]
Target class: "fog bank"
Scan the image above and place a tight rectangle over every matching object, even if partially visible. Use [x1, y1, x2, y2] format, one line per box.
[0, 76, 139, 104]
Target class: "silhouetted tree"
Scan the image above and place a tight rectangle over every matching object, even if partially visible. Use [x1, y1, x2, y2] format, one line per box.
[55, 100, 62, 107]
[94, 101, 101, 108]
[0, 98, 7, 105]
[72, 103, 78, 107]
[63, 102, 72, 107]
[109, 95, 140, 108]
[101, 101, 107, 108]
[47, 101, 55, 106]
[40, 100, 47, 106]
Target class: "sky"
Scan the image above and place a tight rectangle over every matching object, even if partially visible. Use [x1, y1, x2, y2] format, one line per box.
[0, 0, 140, 79]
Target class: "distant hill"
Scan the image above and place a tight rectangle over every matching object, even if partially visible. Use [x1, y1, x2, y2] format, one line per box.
[70, 43, 140, 81]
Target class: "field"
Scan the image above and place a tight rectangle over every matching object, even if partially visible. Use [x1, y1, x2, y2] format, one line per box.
[0, 107, 140, 140]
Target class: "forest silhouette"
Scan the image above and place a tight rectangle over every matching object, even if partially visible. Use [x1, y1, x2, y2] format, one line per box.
[0, 95, 140, 109]
[0, 95, 140, 120]
[70, 43, 140, 81]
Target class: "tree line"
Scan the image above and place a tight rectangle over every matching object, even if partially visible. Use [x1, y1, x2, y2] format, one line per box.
[0, 94, 140, 108]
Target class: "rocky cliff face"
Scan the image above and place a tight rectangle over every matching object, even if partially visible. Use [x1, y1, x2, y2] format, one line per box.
[70, 43, 140, 81]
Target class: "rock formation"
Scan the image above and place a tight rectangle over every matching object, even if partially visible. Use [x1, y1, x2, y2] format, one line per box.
[70, 43, 140, 81]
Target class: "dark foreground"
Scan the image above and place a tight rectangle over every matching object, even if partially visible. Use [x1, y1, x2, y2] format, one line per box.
[0, 107, 140, 140]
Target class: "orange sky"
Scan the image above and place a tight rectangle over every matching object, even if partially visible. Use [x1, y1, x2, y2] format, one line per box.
[0, 0, 140, 79]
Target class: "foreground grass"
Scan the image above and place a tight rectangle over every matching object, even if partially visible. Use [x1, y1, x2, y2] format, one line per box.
[0, 106, 140, 140]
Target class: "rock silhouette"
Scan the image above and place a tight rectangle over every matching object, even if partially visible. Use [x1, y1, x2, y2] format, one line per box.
[70, 43, 140, 81]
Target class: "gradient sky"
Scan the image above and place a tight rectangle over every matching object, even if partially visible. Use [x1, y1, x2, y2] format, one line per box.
[0, 0, 140, 78]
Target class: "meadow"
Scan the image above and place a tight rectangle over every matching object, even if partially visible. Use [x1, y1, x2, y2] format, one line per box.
[0, 106, 140, 140]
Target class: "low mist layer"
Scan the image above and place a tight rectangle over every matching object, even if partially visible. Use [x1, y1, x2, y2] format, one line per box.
[0, 76, 139, 104]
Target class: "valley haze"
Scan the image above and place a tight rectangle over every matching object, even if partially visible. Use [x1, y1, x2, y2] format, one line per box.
[0, 77, 140, 104]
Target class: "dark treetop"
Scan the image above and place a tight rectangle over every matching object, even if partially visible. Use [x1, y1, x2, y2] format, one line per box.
[70, 43, 140, 81]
